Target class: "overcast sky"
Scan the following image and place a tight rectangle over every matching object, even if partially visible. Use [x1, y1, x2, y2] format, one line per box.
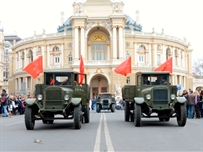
[0, 0, 202, 60]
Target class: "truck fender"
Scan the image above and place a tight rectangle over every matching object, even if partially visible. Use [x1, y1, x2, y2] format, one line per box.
[176, 97, 186, 103]
[71, 98, 81, 106]
[134, 97, 145, 104]
[26, 98, 36, 106]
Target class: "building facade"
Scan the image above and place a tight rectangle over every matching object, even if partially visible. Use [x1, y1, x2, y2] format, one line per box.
[8, 0, 193, 98]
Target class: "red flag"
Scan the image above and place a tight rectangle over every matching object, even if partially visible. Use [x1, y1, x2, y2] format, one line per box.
[114, 56, 131, 76]
[50, 79, 55, 85]
[99, 81, 102, 93]
[154, 57, 173, 73]
[79, 55, 84, 84]
[23, 56, 43, 79]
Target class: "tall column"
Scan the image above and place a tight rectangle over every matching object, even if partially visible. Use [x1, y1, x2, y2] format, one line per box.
[80, 26, 85, 58]
[33, 47, 36, 60]
[148, 44, 151, 66]
[134, 42, 137, 66]
[172, 47, 175, 68]
[118, 26, 123, 59]
[42, 46, 45, 68]
[162, 45, 166, 62]
[107, 44, 110, 60]
[47, 45, 50, 68]
[61, 44, 64, 67]
[43, 45, 47, 68]
[19, 51, 22, 69]
[74, 26, 79, 59]
[112, 26, 117, 59]
[24, 49, 28, 67]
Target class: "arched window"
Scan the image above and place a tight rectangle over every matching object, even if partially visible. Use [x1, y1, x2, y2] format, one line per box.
[126, 52, 130, 59]
[90, 33, 107, 61]
[53, 46, 59, 52]
[166, 48, 171, 60]
[138, 44, 146, 63]
[68, 54, 72, 64]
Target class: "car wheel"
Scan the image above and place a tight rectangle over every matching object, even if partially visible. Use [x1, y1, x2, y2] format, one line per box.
[177, 103, 187, 126]
[25, 106, 35, 130]
[111, 104, 115, 112]
[134, 103, 141, 127]
[84, 104, 90, 123]
[74, 104, 82, 129]
[125, 102, 130, 121]
[96, 104, 100, 113]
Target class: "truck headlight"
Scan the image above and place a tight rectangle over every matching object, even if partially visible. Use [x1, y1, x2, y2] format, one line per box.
[37, 94, 43, 100]
[171, 94, 176, 100]
[64, 94, 70, 100]
[146, 94, 151, 100]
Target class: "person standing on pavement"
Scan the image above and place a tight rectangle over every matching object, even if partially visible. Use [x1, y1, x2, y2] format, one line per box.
[187, 90, 195, 119]
[1, 92, 8, 117]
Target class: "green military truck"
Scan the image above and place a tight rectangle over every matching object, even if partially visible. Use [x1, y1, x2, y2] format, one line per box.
[96, 93, 116, 113]
[24, 69, 90, 130]
[122, 71, 187, 127]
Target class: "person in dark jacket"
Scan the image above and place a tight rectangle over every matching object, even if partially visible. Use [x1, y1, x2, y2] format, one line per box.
[1, 92, 8, 117]
[199, 90, 203, 117]
[187, 90, 195, 119]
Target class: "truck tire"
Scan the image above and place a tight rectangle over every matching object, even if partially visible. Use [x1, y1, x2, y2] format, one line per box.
[84, 104, 90, 123]
[125, 102, 130, 121]
[111, 104, 115, 112]
[96, 104, 101, 113]
[177, 103, 187, 126]
[134, 103, 141, 127]
[74, 104, 82, 129]
[25, 106, 35, 130]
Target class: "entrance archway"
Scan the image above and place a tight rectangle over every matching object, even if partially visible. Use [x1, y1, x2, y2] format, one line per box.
[90, 74, 108, 99]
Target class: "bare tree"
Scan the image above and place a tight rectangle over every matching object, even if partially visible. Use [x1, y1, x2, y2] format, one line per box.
[193, 58, 203, 78]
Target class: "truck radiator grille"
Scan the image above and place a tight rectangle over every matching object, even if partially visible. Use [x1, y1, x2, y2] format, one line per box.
[102, 100, 109, 105]
[153, 89, 168, 104]
[44, 89, 62, 108]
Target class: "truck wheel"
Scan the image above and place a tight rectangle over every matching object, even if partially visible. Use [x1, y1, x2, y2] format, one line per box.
[125, 102, 130, 121]
[164, 118, 170, 121]
[42, 120, 48, 124]
[96, 104, 100, 113]
[134, 104, 141, 127]
[25, 106, 35, 130]
[111, 104, 115, 112]
[159, 118, 164, 121]
[177, 103, 187, 126]
[74, 104, 82, 129]
[84, 104, 90, 123]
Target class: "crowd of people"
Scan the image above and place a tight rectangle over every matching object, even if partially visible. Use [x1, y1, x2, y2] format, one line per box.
[180, 89, 203, 119]
[0, 89, 27, 118]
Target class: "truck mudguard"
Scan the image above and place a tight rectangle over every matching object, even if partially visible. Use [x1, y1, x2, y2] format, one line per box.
[26, 98, 36, 106]
[71, 98, 81, 106]
[176, 97, 186, 103]
[134, 97, 145, 104]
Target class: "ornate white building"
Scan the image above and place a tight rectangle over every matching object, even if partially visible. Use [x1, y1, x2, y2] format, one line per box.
[7, 0, 194, 98]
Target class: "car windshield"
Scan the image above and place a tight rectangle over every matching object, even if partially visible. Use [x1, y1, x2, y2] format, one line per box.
[99, 94, 111, 98]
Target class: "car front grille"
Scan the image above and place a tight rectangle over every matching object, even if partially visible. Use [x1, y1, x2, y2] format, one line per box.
[102, 100, 109, 105]
[153, 89, 168, 105]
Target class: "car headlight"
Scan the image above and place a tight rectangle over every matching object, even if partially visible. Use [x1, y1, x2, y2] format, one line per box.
[37, 94, 43, 100]
[64, 94, 70, 100]
[171, 94, 176, 100]
[146, 94, 151, 100]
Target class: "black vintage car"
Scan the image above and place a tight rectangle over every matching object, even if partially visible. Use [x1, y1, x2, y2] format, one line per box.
[24, 69, 90, 130]
[96, 93, 116, 113]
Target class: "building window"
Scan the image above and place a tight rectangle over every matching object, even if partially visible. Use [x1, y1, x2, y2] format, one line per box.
[91, 44, 107, 60]
[126, 53, 130, 59]
[53, 46, 59, 51]
[126, 77, 130, 84]
[27, 77, 31, 89]
[68, 54, 72, 64]
[138, 45, 145, 50]
[157, 54, 161, 65]
[54, 56, 60, 64]
[138, 55, 144, 63]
